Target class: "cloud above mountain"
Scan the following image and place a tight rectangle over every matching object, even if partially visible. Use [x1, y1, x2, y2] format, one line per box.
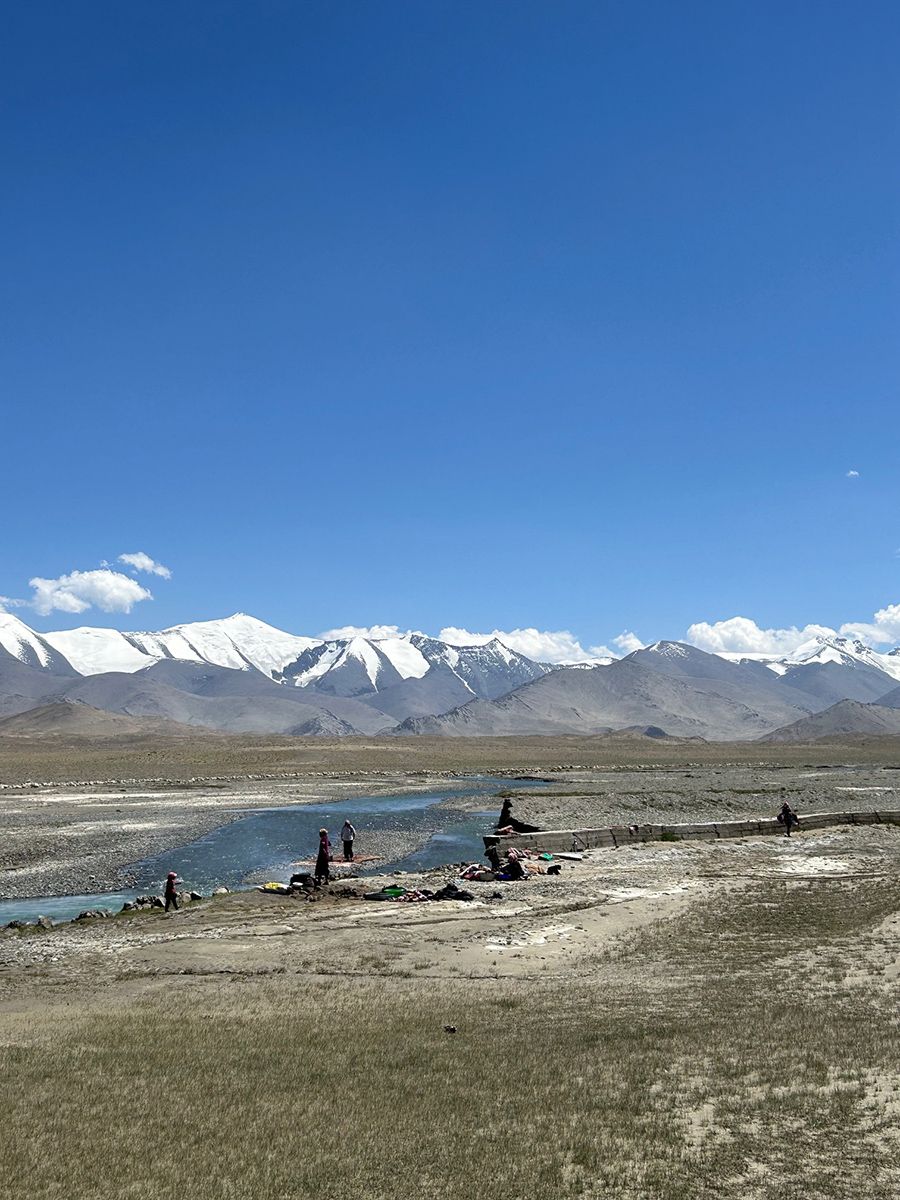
[438, 626, 608, 664]
[612, 631, 645, 654]
[839, 603, 900, 647]
[28, 569, 153, 616]
[686, 604, 900, 655]
[118, 552, 171, 579]
[317, 623, 609, 664]
[319, 624, 410, 641]
[3, 550, 173, 616]
[686, 617, 836, 655]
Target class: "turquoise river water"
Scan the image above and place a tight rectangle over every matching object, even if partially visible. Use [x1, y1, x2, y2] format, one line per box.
[0, 777, 535, 925]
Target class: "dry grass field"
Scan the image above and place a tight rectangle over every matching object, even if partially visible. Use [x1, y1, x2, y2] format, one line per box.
[2, 825, 899, 1199]
[3, 730, 900, 788]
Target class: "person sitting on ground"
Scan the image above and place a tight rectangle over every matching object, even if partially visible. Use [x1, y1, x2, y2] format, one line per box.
[315, 828, 332, 884]
[164, 871, 180, 912]
[504, 850, 528, 881]
[778, 801, 799, 837]
[340, 819, 356, 862]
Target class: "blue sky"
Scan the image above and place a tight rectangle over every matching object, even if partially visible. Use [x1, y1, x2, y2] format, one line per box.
[3, 1, 899, 659]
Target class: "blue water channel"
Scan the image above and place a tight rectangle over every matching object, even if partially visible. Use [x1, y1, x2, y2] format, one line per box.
[1, 777, 534, 925]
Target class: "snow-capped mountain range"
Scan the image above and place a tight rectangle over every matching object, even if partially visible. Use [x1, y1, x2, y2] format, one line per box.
[6, 609, 898, 684]
[0, 612, 552, 733]
[0, 613, 548, 698]
[3, 611, 900, 740]
[720, 635, 900, 682]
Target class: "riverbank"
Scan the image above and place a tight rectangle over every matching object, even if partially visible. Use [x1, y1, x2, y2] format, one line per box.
[4, 758, 900, 905]
[0, 772, 495, 901]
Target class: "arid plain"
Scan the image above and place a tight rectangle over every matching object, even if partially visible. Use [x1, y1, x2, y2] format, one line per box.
[2, 733, 900, 1199]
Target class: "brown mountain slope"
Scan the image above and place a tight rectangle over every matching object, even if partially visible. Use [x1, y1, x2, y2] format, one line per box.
[0, 700, 208, 739]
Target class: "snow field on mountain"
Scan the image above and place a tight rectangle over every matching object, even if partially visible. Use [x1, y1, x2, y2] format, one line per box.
[43, 628, 153, 674]
[0, 613, 57, 669]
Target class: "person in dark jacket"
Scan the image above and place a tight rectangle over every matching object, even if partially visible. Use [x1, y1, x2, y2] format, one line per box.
[315, 828, 332, 884]
[778, 801, 798, 836]
[164, 871, 180, 911]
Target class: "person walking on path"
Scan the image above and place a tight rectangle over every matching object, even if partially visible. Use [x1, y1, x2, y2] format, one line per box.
[164, 871, 180, 911]
[340, 819, 356, 862]
[315, 828, 332, 884]
[778, 801, 799, 837]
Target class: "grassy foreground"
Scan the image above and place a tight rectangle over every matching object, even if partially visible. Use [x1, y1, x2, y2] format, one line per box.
[2, 876, 899, 1199]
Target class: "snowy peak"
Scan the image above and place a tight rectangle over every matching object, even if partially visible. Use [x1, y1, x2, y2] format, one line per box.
[781, 635, 900, 683]
[44, 614, 318, 678]
[281, 637, 407, 696]
[0, 612, 78, 675]
[440, 638, 550, 699]
[145, 614, 319, 677]
[278, 630, 550, 700]
[643, 640, 692, 660]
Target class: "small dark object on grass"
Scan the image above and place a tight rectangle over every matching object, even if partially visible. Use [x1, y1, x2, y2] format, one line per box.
[444, 1025, 457, 1034]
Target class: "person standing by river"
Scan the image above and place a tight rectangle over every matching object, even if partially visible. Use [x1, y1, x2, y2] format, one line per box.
[340, 819, 356, 862]
[315, 828, 332, 884]
[164, 871, 180, 912]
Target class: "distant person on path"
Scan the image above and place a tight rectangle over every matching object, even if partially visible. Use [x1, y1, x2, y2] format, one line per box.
[340, 819, 356, 862]
[164, 871, 180, 911]
[315, 828, 332, 884]
[778, 801, 799, 837]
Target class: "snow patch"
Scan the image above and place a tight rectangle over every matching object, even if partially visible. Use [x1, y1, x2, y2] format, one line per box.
[44, 627, 155, 675]
[372, 636, 430, 679]
[343, 637, 383, 688]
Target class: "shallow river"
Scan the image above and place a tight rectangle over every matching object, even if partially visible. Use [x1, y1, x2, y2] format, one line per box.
[1, 777, 528, 924]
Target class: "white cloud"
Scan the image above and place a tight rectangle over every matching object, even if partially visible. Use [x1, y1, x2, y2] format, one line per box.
[438, 625, 607, 664]
[118, 551, 172, 579]
[316, 622, 611, 664]
[686, 616, 836, 656]
[839, 603, 900, 647]
[319, 623, 410, 641]
[846, 469, 859, 478]
[686, 604, 900, 656]
[612, 631, 645, 654]
[28, 569, 153, 616]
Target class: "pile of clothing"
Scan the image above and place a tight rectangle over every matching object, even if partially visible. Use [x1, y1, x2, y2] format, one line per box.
[364, 882, 476, 903]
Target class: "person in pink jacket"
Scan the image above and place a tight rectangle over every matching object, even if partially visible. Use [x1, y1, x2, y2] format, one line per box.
[315, 828, 332, 884]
